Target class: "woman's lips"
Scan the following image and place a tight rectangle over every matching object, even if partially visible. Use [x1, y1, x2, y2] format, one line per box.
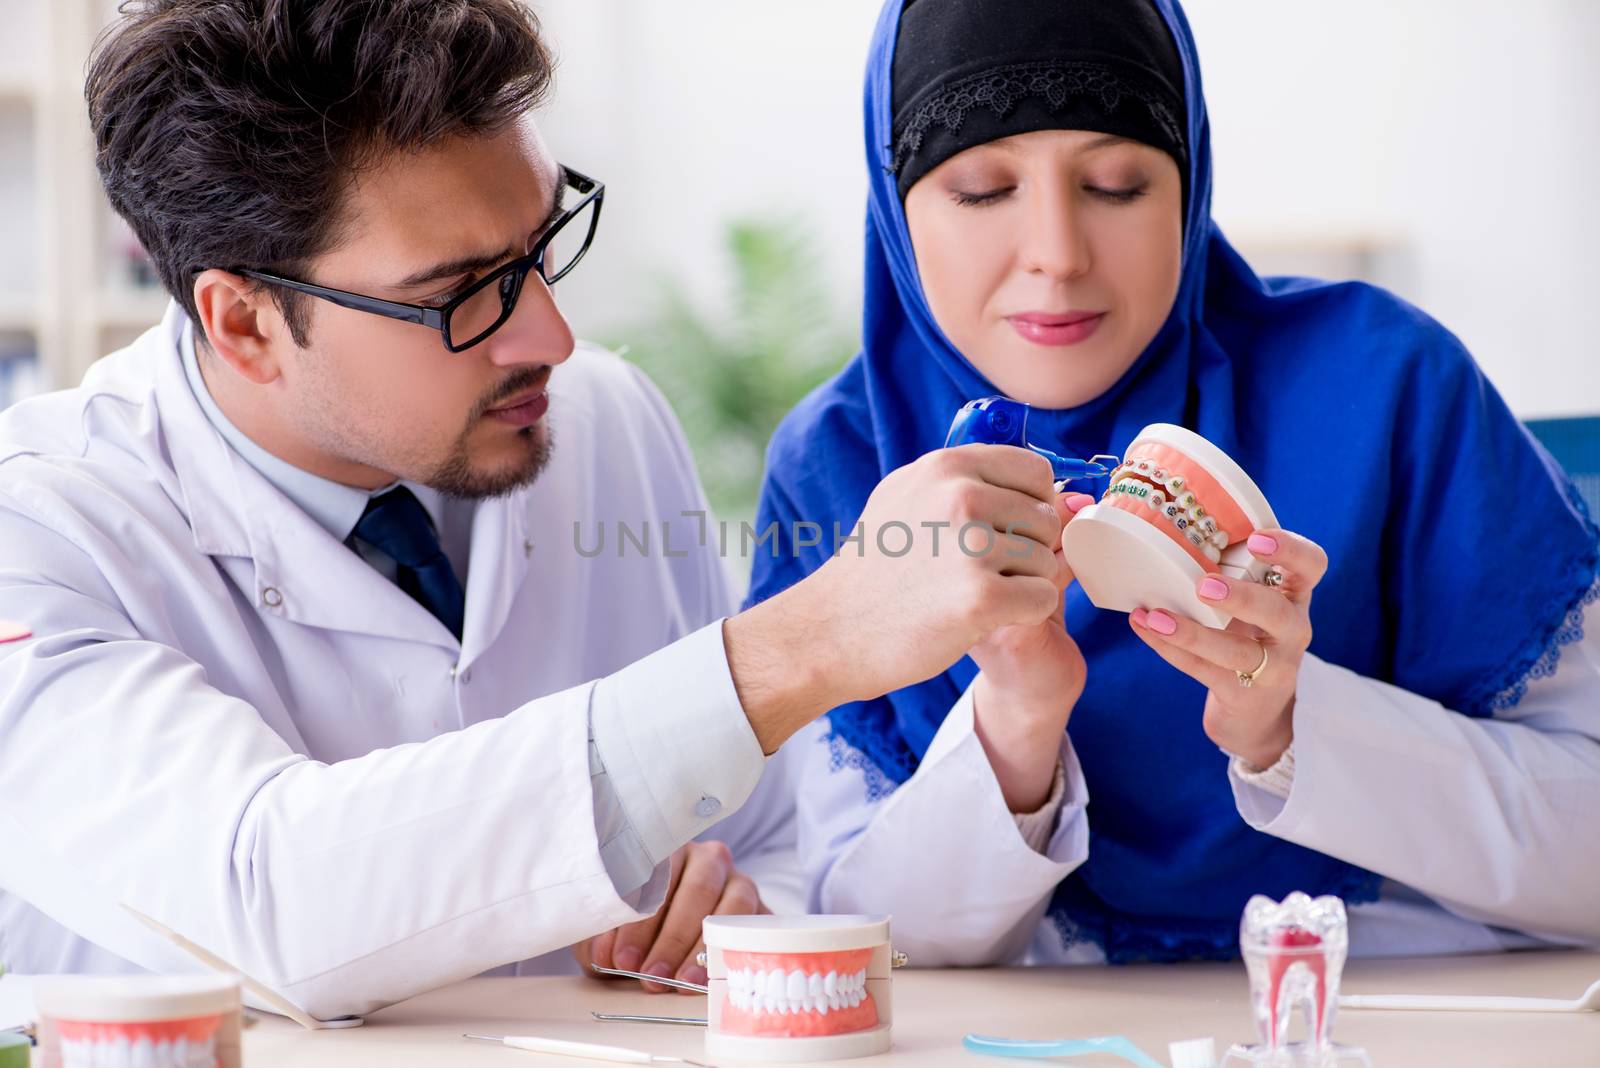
[1007, 311, 1105, 346]
[486, 389, 549, 427]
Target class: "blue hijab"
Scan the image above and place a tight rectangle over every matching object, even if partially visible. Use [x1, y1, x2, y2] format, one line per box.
[745, 0, 1599, 961]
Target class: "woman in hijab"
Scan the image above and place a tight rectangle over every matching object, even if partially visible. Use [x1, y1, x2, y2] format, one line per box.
[745, 0, 1600, 965]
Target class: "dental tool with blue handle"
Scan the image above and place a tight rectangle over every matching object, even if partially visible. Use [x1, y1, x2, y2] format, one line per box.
[944, 396, 1118, 488]
[963, 1032, 1168, 1068]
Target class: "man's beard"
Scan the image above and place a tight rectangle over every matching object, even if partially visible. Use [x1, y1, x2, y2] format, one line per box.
[425, 366, 555, 499]
[426, 422, 553, 499]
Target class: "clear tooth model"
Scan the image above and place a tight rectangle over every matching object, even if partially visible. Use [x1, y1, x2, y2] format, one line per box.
[1222, 893, 1371, 1068]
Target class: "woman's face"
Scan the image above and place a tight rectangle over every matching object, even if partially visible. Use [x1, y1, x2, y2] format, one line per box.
[905, 129, 1184, 409]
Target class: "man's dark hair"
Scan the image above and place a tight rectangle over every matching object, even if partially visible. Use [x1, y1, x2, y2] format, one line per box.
[86, 0, 556, 346]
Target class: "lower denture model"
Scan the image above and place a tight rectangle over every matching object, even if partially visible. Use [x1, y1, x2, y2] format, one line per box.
[704, 915, 896, 1062]
[1063, 423, 1280, 628]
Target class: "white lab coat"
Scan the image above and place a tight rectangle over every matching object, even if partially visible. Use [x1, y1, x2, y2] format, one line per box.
[0, 307, 796, 1019]
[793, 601, 1600, 966]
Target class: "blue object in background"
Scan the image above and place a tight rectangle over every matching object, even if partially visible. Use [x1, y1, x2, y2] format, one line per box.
[1525, 416, 1600, 527]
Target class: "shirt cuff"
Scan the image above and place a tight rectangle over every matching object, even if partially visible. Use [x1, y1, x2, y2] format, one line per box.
[925, 683, 1089, 864]
[1012, 758, 1067, 852]
[1230, 742, 1296, 800]
[1230, 655, 1338, 829]
[589, 619, 766, 888]
[588, 737, 658, 898]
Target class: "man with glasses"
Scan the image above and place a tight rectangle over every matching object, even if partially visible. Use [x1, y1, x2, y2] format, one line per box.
[0, 0, 1074, 1021]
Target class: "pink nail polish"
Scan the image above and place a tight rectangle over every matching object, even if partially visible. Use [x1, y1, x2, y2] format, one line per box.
[1248, 533, 1279, 556]
[1199, 577, 1229, 601]
[1131, 607, 1149, 626]
[1147, 610, 1178, 636]
[1065, 493, 1095, 513]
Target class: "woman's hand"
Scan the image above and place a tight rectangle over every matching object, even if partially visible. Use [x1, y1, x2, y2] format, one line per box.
[1128, 529, 1326, 769]
[969, 492, 1092, 812]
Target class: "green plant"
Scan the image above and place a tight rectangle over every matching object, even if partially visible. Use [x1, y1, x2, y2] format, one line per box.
[609, 217, 856, 523]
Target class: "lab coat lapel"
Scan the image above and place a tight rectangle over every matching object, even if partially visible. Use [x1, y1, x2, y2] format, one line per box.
[150, 304, 460, 651]
[458, 491, 532, 670]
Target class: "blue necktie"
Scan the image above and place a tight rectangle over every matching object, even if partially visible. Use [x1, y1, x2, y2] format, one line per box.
[352, 487, 465, 640]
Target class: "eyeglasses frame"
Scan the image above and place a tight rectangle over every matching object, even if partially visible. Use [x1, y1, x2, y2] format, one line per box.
[227, 166, 604, 353]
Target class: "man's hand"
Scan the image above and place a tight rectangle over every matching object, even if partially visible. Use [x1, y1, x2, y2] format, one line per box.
[574, 840, 767, 994]
[727, 444, 1066, 753]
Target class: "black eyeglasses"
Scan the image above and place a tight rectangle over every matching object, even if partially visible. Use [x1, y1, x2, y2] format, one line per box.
[231, 165, 604, 353]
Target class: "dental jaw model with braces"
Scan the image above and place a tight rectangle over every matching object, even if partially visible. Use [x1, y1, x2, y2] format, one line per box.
[703, 915, 895, 1063]
[1224, 893, 1371, 1068]
[1062, 423, 1279, 628]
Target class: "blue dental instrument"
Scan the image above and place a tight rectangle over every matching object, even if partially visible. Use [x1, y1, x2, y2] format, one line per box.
[945, 396, 1118, 484]
[963, 1033, 1167, 1068]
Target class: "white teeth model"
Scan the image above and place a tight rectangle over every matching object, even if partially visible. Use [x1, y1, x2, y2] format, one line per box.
[59, 1036, 217, 1068]
[727, 967, 870, 1016]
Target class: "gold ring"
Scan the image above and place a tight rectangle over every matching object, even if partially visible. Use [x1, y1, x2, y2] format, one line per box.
[1264, 567, 1285, 588]
[1237, 642, 1269, 687]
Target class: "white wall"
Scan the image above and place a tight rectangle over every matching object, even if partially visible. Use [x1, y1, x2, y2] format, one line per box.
[1188, 0, 1600, 417]
[532, 0, 1600, 418]
[533, 0, 880, 342]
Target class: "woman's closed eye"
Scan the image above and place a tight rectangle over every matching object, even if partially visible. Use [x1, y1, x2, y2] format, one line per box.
[951, 185, 1015, 207]
[950, 181, 1150, 208]
[1085, 182, 1149, 204]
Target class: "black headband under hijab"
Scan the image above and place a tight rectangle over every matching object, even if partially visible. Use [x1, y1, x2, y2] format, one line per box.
[890, 0, 1188, 199]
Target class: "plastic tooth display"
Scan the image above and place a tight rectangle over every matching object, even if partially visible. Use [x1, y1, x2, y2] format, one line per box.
[1223, 893, 1371, 1068]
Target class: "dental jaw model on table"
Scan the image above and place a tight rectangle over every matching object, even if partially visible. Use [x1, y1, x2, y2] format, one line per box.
[579, 915, 902, 1064]
[704, 915, 896, 1063]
